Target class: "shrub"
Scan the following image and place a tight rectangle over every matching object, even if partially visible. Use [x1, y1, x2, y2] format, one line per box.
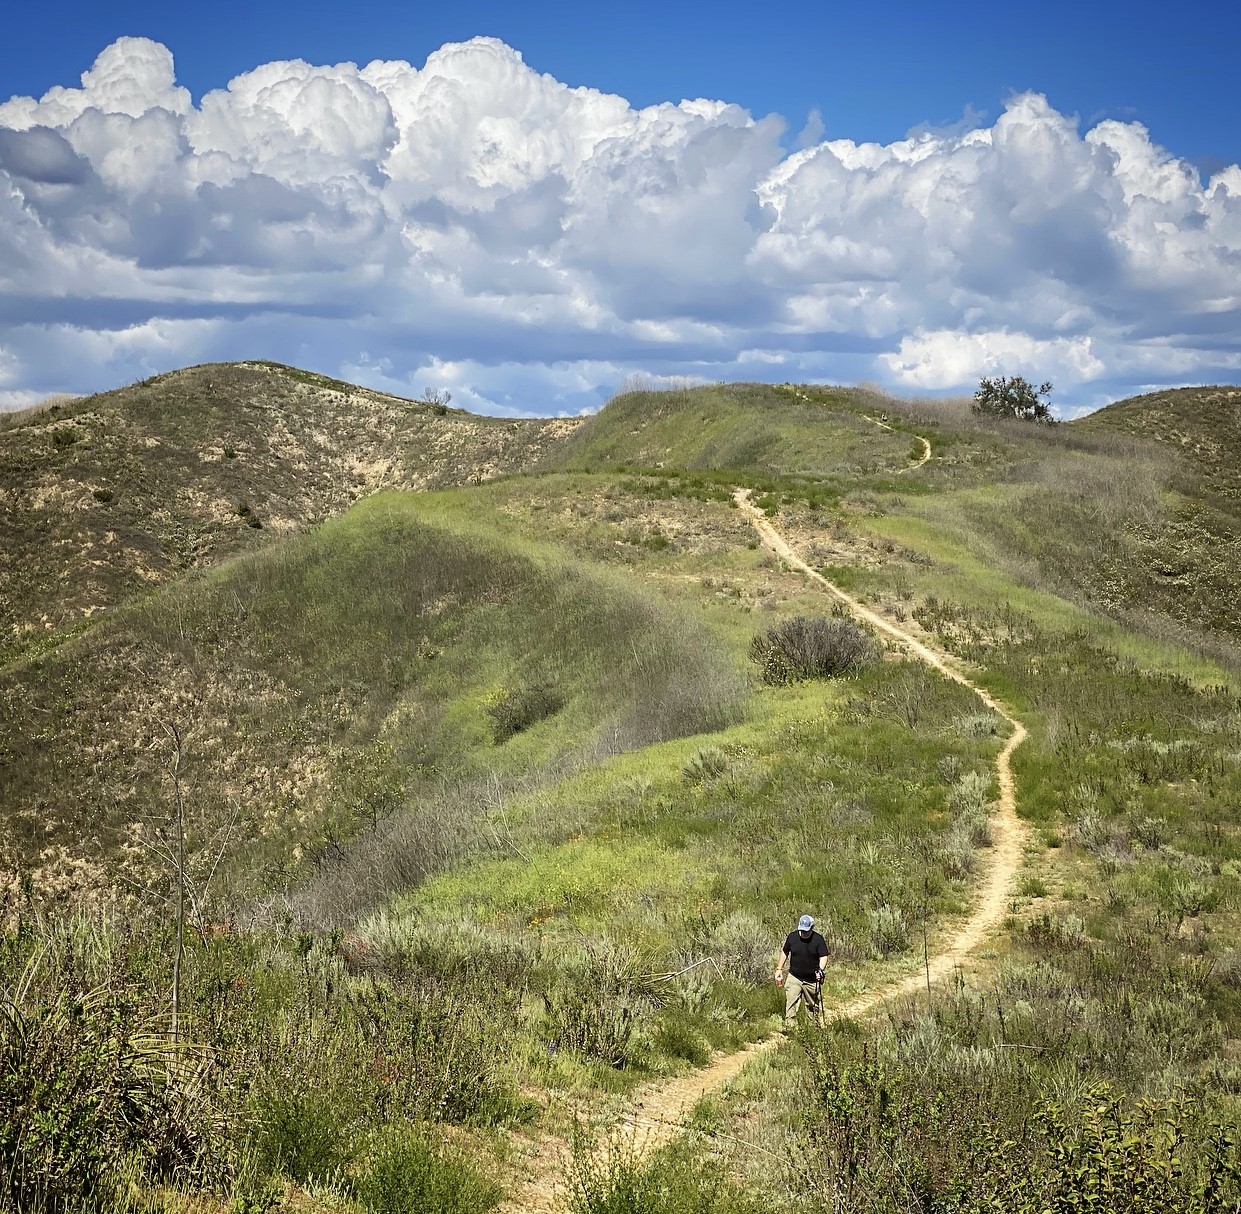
[681, 746, 728, 785]
[868, 904, 910, 957]
[950, 771, 993, 817]
[569, 1137, 760, 1214]
[542, 947, 654, 1068]
[354, 1121, 500, 1214]
[250, 1083, 355, 1187]
[705, 911, 773, 985]
[544, 985, 640, 1068]
[92, 487, 114, 503]
[1074, 808, 1111, 852]
[1131, 815, 1169, 850]
[954, 712, 1000, 737]
[0, 980, 216, 1212]
[749, 616, 878, 685]
[1026, 912, 1087, 951]
[939, 833, 977, 880]
[653, 1015, 711, 1065]
[487, 682, 565, 743]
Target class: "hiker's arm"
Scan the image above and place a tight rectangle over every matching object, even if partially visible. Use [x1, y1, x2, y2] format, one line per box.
[774, 949, 788, 982]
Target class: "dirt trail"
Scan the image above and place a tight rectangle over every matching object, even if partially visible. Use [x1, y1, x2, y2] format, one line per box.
[785, 385, 932, 472]
[864, 413, 932, 471]
[499, 492, 1027, 1213]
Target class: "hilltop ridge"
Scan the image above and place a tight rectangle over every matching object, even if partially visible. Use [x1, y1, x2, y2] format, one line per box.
[0, 361, 577, 665]
[1077, 384, 1241, 497]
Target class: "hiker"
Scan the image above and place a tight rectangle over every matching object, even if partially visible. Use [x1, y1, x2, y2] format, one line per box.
[774, 914, 829, 1029]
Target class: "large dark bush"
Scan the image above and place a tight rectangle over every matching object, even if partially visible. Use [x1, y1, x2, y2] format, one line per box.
[749, 616, 878, 685]
[487, 682, 565, 743]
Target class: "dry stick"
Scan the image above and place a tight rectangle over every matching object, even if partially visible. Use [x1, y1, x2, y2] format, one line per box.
[642, 956, 727, 983]
[160, 720, 187, 1048]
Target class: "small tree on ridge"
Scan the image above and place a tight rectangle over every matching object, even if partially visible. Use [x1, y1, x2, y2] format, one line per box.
[973, 375, 1055, 423]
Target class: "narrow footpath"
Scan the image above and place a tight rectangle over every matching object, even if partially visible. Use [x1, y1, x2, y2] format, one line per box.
[783, 383, 933, 472]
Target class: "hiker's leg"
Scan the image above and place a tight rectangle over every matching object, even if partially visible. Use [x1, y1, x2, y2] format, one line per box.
[804, 980, 822, 1025]
[784, 975, 803, 1028]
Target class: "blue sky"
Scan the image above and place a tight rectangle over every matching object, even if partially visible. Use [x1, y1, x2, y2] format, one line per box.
[1, 0, 1239, 415]
[8, 0, 1237, 167]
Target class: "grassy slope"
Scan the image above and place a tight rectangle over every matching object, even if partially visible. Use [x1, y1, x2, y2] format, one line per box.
[543, 381, 910, 478]
[0, 361, 572, 666]
[0, 493, 742, 913]
[9, 372, 1241, 1211]
[1069, 385, 1241, 639]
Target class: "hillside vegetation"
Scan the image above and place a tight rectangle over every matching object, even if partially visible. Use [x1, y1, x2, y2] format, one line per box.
[0, 361, 572, 666]
[5, 367, 1241, 1214]
[0, 494, 741, 914]
[543, 381, 912, 479]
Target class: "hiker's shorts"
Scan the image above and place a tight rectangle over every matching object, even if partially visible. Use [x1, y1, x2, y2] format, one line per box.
[784, 974, 821, 1027]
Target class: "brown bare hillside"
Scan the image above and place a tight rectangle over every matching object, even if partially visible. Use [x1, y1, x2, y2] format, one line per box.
[0, 361, 580, 665]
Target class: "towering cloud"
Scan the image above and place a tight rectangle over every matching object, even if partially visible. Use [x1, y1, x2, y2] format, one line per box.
[1, 37, 1238, 414]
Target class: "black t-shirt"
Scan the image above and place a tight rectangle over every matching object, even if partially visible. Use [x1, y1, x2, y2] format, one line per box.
[783, 930, 828, 980]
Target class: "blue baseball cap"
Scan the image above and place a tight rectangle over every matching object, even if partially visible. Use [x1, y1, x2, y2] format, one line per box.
[798, 914, 814, 931]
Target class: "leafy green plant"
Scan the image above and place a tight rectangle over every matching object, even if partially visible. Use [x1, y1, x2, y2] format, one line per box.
[653, 1014, 711, 1065]
[569, 1136, 760, 1214]
[867, 904, 910, 957]
[250, 1083, 355, 1187]
[487, 682, 566, 743]
[0, 974, 215, 1212]
[544, 985, 641, 1069]
[681, 745, 729, 785]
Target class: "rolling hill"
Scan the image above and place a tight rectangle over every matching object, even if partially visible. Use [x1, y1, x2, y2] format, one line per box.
[0, 361, 577, 667]
[6, 367, 1241, 1214]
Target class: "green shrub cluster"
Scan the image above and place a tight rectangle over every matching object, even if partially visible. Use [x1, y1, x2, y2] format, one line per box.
[0, 914, 516, 1211]
[749, 615, 879, 685]
[794, 1034, 1241, 1212]
[570, 1137, 762, 1214]
[487, 681, 565, 743]
[0, 978, 220, 1211]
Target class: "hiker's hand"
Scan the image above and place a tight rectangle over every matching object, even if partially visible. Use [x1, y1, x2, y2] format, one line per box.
[774, 971, 784, 986]
[815, 969, 824, 982]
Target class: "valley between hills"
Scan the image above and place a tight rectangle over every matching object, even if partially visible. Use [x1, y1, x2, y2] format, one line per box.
[4, 367, 1241, 1212]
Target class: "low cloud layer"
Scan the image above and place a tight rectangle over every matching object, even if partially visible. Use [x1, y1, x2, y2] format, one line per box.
[2, 37, 1238, 415]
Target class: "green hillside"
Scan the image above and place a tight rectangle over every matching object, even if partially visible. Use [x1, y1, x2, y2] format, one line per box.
[544, 381, 914, 478]
[0, 494, 742, 915]
[7, 370, 1241, 1214]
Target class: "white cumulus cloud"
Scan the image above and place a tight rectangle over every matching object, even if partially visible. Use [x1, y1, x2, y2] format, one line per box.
[0, 36, 1238, 415]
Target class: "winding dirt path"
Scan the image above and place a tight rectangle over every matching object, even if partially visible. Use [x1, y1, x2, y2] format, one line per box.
[784, 384, 932, 472]
[865, 413, 932, 471]
[499, 493, 1028, 1213]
